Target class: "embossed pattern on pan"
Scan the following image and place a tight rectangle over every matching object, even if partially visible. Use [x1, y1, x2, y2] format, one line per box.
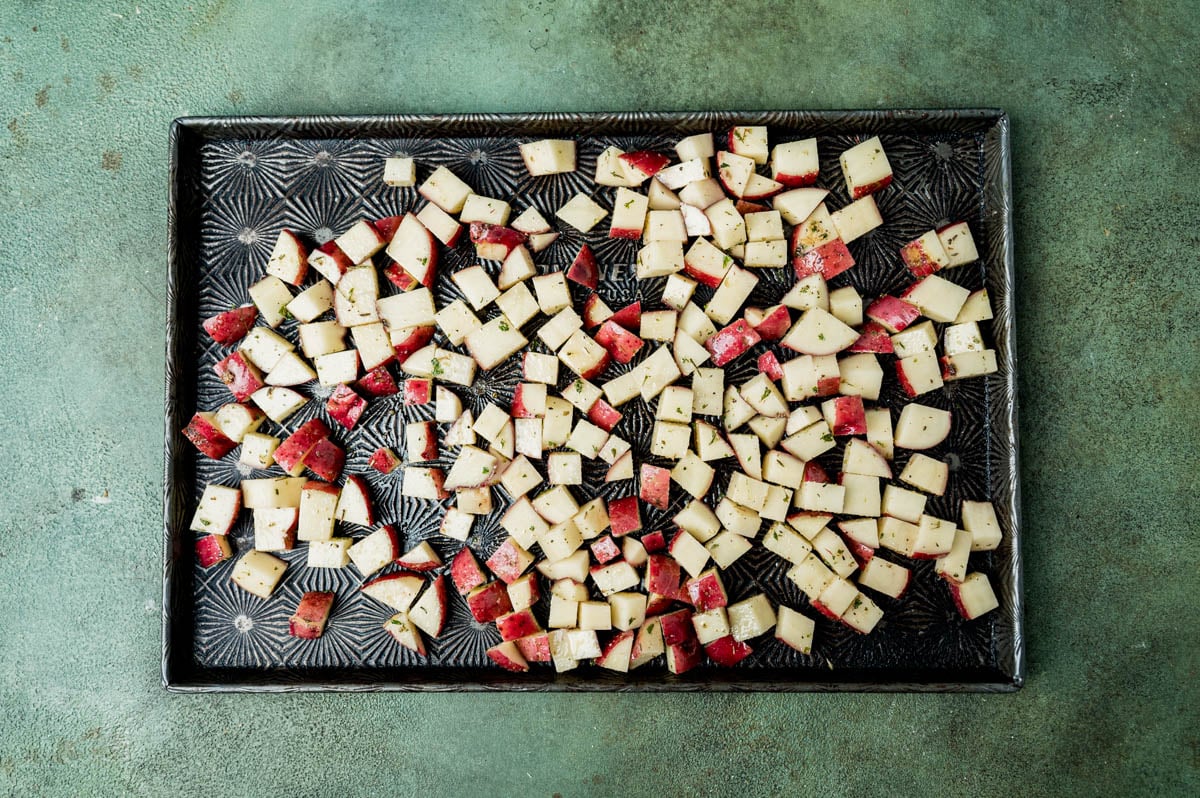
[165, 111, 1021, 692]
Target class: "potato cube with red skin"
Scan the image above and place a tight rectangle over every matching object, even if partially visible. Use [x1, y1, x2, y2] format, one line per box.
[487, 641, 530, 672]
[404, 420, 438, 463]
[705, 636, 754, 667]
[609, 301, 642, 331]
[566, 244, 600, 289]
[848, 321, 895, 353]
[866, 296, 921, 334]
[608, 496, 642, 537]
[745, 304, 790, 341]
[273, 419, 331, 475]
[288, 591, 334, 640]
[214, 351, 265, 402]
[706, 320, 762, 367]
[506, 573, 541, 612]
[450, 547, 488, 595]
[595, 320, 645, 365]
[469, 222, 528, 261]
[391, 326, 436, 365]
[203, 305, 258, 345]
[368, 447, 401, 475]
[304, 438, 344, 482]
[467, 582, 514, 623]
[645, 593, 675, 617]
[620, 149, 671, 178]
[900, 230, 950, 278]
[583, 293, 614, 329]
[793, 237, 856, 281]
[639, 464, 671, 510]
[404, 378, 432, 405]
[685, 569, 729, 612]
[640, 530, 667, 553]
[949, 572, 1000, 620]
[195, 534, 233, 568]
[586, 398, 622, 432]
[496, 608, 542, 641]
[757, 351, 784, 381]
[511, 383, 546, 419]
[643, 553, 682, 598]
[590, 535, 622, 564]
[824, 396, 867, 436]
[325, 384, 367, 430]
[356, 365, 399, 397]
[485, 537, 536, 584]
[665, 639, 704, 674]
[183, 412, 238, 459]
[516, 632, 552, 663]
[658, 608, 698, 646]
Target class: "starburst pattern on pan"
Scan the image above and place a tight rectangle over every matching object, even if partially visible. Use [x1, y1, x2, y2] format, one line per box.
[199, 190, 287, 277]
[439, 137, 522, 200]
[194, 573, 293, 667]
[201, 138, 290, 198]
[277, 138, 375, 199]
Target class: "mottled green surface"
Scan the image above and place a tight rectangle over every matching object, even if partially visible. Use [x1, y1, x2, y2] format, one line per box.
[0, 1, 1197, 795]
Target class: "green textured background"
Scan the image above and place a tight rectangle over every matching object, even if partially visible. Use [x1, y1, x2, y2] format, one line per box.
[1, 1, 1197, 796]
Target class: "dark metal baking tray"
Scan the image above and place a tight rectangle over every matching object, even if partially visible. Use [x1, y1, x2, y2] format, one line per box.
[164, 111, 1022, 692]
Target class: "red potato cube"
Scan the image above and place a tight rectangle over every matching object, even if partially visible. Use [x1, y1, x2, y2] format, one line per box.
[848, 321, 895, 353]
[948, 572, 1000, 620]
[641, 531, 667, 553]
[595, 320, 645, 364]
[866, 296, 921, 333]
[357, 365, 399, 397]
[608, 495, 642, 537]
[487, 641, 530, 672]
[304, 438, 344, 482]
[587, 399, 622, 432]
[469, 222, 527, 261]
[485, 538, 535, 584]
[372, 215, 404, 241]
[362, 572, 424, 612]
[685, 569, 729, 612]
[704, 635, 753, 666]
[827, 396, 867, 436]
[383, 613, 427, 656]
[383, 261, 420, 291]
[640, 464, 671, 510]
[391, 325, 436, 365]
[325, 384, 367, 430]
[272, 419, 332, 475]
[214, 351, 265, 402]
[658, 608, 698, 645]
[900, 231, 949, 278]
[645, 553, 682, 598]
[619, 150, 671, 178]
[515, 632, 552, 663]
[467, 582, 514, 623]
[566, 244, 600, 289]
[386, 214, 440, 287]
[609, 301, 642, 332]
[288, 591, 334, 640]
[665, 639, 704, 674]
[335, 474, 375, 527]
[590, 535, 622, 564]
[195, 534, 233, 568]
[845, 537, 876, 566]
[450, 547, 487, 595]
[803, 462, 830, 484]
[507, 573, 542, 612]
[745, 304, 791, 341]
[597, 629, 636, 672]
[309, 240, 354, 285]
[757, 351, 784, 381]
[406, 420, 439, 462]
[396, 540, 443, 572]
[182, 412, 238, 459]
[793, 237, 856, 280]
[496, 608, 541, 642]
[404, 378, 432, 405]
[203, 305, 258, 346]
[706, 320, 762, 367]
[583, 293, 614, 329]
[645, 593, 676, 616]
[511, 383, 544, 419]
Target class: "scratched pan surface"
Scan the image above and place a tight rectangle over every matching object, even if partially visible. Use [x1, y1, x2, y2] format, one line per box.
[163, 111, 1022, 692]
